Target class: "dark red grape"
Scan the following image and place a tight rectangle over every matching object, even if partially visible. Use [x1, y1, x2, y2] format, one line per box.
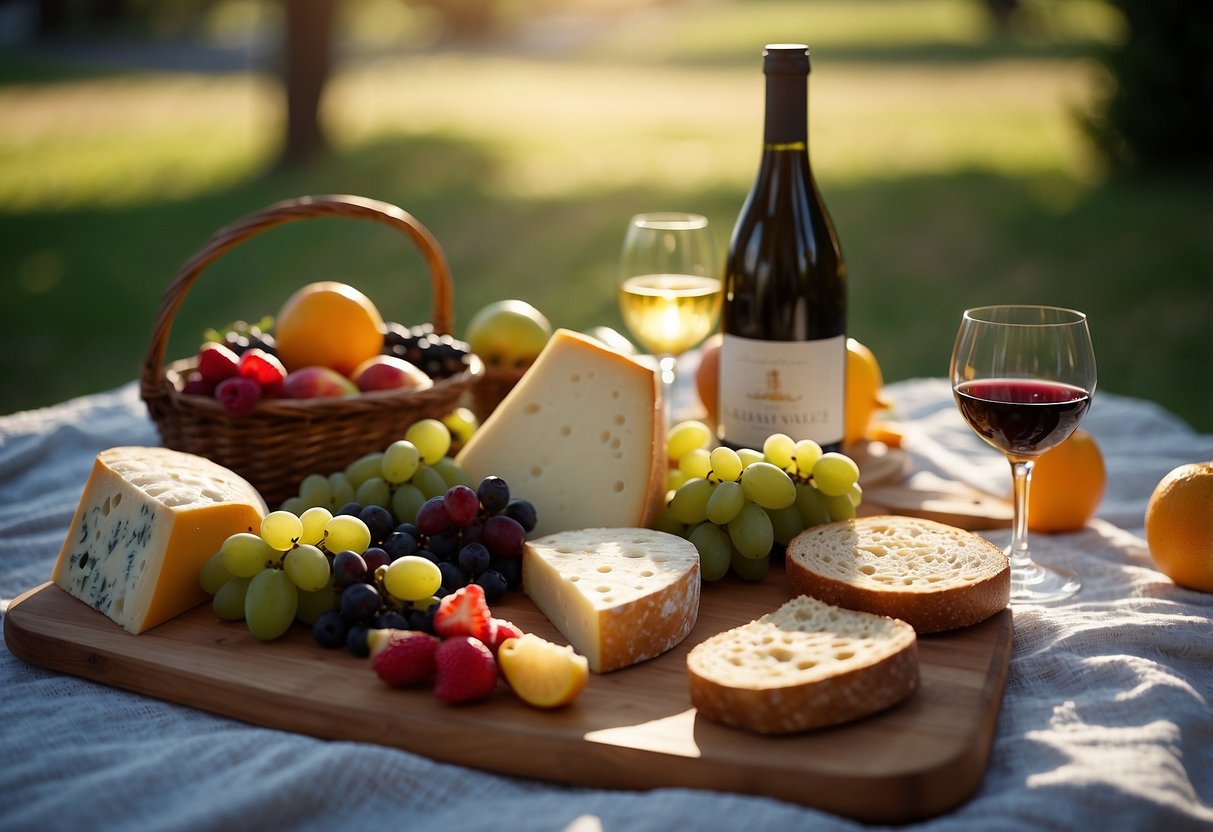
[362, 547, 390, 573]
[483, 514, 526, 558]
[444, 485, 480, 525]
[331, 550, 368, 588]
[416, 496, 452, 536]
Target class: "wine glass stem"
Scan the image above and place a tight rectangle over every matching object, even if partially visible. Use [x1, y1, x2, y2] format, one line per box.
[658, 355, 677, 387]
[1008, 458, 1036, 574]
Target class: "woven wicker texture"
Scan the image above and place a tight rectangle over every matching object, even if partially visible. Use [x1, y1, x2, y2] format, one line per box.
[140, 194, 482, 506]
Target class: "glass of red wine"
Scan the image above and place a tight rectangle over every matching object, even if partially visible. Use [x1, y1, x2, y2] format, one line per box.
[950, 305, 1096, 603]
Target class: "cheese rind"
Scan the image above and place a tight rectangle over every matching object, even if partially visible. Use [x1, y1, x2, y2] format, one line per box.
[52, 447, 267, 633]
[456, 329, 665, 538]
[523, 528, 700, 673]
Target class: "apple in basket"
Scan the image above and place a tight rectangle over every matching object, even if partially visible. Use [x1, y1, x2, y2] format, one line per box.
[352, 355, 434, 394]
[465, 300, 552, 368]
[281, 366, 359, 399]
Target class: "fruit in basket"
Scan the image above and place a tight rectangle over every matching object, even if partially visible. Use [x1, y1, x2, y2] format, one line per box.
[281, 366, 359, 399]
[1027, 428, 1106, 533]
[274, 281, 386, 375]
[465, 299, 552, 368]
[352, 355, 433, 393]
[214, 376, 262, 415]
[383, 323, 473, 380]
[198, 341, 241, 385]
[237, 348, 287, 395]
[498, 633, 589, 709]
[1145, 461, 1213, 593]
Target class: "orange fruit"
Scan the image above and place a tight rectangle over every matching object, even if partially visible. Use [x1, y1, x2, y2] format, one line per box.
[845, 338, 892, 445]
[1027, 428, 1106, 533]
[694, 333, 722, 427]
[274, 281, 385, 375]
[498, 633, 589, 709]
[1145, 461, 1213, 593]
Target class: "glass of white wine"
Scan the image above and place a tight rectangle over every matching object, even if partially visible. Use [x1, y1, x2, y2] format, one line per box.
[617, 212, 721, 393]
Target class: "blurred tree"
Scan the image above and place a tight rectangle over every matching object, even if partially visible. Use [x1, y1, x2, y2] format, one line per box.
[1086, 0, 1213, 171]
[279, 0, 336, 167]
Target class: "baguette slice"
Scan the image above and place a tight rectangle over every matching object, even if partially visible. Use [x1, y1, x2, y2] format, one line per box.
[687, 596, 918, 735]
[786, 515, 1010, 634]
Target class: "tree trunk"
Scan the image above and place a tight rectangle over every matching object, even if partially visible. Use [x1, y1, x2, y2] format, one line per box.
[279, 0, 336, 168]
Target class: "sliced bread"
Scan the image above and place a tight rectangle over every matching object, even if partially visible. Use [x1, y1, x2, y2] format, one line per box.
[786, 515, 1010, 634]
[687, 595, 918, 735]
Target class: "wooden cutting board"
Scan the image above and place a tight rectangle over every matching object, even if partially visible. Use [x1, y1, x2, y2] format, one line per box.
[5, 568, 1011, 824]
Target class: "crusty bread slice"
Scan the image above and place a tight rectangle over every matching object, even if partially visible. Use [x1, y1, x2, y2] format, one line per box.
[786, 516, 1010, 634]
[687, 595, 918, 735]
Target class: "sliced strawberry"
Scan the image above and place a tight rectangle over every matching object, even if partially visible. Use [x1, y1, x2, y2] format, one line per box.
[486, 617, 525, 657]
[433, 583, 495, 642]
[197, 341, 240, 385]
[370, 629, 439, 688]
[238, 348, 287, 396]
[433, 636, 498, 704]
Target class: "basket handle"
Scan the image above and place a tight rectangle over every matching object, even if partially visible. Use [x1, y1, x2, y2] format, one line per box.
[140, 194, 454, 399]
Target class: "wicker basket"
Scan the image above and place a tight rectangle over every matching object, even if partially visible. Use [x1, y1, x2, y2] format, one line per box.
[140, 194, 483, 507]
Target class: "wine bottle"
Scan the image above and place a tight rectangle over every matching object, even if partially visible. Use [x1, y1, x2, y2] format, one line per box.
[719, 43, 846, 453]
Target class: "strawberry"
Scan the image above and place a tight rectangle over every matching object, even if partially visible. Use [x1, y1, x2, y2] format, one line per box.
[238, 348, 287, 396]
[486, 617, 525, 657]
[433, 636, 498, 704]
[197, 341, 240, 385]
[433, 583, 495, 643]
[369, 629, 439, 688]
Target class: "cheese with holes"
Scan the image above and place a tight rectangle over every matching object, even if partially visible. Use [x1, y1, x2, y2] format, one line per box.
[52, 446, 267, 634]
[523, 528, 700, 673]
[456, 329, 665, 539]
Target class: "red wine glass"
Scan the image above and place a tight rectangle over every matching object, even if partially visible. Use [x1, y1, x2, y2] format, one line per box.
[950, 305, 1096, 603]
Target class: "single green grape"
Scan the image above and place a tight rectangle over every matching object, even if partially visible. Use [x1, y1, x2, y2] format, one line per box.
[411, 464, 448, 499]
[763, 433, 796, 470]
[391, 483, 426, 525]
[729, 548, 770, 582]
[705, 480, 746, 525]
[738, 447, 765, 469]
[670, 477, 714, 525]
[244, 568, 298, 642]
[651, 506, 686, 537]
[355, 476, 391, 509]
[279, 496, 306, 515]
[260, 510, 303, 551]
[199, 548, 233, 595]
[688, 522, 732, 582]
[727, 500, 774, 560]
[813, 452, 861, 496]
[795, 482, 831, 528]
[384, 556, 443, 602]
[678, 447, 712, 480]
[432, 456, 476, 489]
[221, 532, 275, 578]
[295, 580, 338, 626]
[709, 447, 743, 483]
[298, 506, 332, 546]
[344, 452, 385, 491]
[846, 481, 864, 508]
[381, 440, 421, 484]
[442, 407, 479, 451]
[324, 514, 371, 555]
[766, 504, 805, 546]
[666, 468, 689, 496]
[406, 419, 452, 465]
[283, 543, 331, 592]
[825, 493, 857, 521]
[667, 420, 712, 463]
[327, 472, 355, 510]
[793, 439, 824, 478]
[739, 461, 797, 510]
[298, 473, 331, 510]
[212, 576, 250, 620]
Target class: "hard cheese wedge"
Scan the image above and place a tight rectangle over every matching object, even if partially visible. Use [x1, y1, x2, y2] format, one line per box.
[52, 446, 267, 634]
[456, 328, 665, 538]
[523, 528, 700, 673]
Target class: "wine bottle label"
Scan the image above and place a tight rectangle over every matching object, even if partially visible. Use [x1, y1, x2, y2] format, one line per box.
[718, 333, 845, 449]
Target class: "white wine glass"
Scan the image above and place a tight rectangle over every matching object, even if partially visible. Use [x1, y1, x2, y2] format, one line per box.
[617, 212, 721, 395]
[950, 305, 1097, 604]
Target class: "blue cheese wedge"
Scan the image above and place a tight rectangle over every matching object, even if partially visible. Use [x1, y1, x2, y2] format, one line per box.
[52, 446, 267, 633]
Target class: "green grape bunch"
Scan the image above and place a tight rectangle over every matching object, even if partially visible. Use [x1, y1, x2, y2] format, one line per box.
[658, 421, 864, 583]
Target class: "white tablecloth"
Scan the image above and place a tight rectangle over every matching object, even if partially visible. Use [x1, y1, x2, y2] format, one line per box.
[2, 379, 1210, 831]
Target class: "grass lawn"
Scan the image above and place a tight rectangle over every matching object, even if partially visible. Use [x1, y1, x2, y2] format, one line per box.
[1, 0, 1209, 432]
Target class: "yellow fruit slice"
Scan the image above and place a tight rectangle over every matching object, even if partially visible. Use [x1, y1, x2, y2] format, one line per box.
[498, 633, 589, 709]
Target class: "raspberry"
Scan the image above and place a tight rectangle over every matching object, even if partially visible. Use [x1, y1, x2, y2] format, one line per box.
[369, 629, 440, 688]
[214, 376, 262, 416]
[433, 636, 498, 704]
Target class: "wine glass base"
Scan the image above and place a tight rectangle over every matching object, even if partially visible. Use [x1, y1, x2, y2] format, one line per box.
[1008, 558, 1081, 604]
